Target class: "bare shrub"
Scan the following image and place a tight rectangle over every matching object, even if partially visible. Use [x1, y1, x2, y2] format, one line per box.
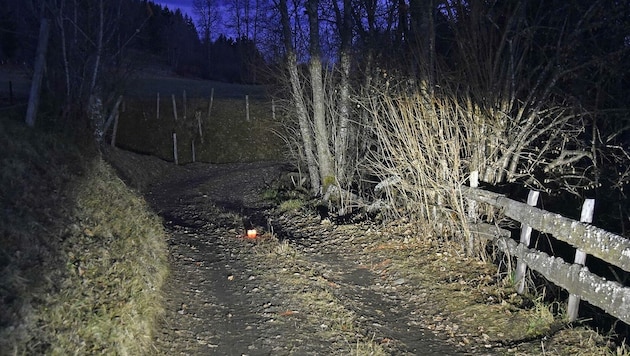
[360, 83, 477, 253]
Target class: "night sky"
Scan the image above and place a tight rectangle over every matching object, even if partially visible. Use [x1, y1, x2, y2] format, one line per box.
[154, 0, 235, 38]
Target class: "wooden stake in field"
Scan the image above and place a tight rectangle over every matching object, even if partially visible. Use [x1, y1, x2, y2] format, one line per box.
[183, 90, 187, 119]
[207, 88, 214, 121]
[172, 132, 178, 165]
[191, 139, 196, 163]
[567, 198, 595, 321]
[196, 111, 203, 143]
[272, 99, 276, 121]
[111, 110, 119, 147]
[245, 95, 250, 121]
[156, 92, 160, 119]
[172, 94, 178, 121]
[515, 190, 540, 294]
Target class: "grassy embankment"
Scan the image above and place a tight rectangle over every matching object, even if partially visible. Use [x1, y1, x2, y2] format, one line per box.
[0, 109, 168, 354]
[0, 75, 285, 354]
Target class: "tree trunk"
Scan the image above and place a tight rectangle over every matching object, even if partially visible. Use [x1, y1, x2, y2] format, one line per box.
[307, 0, 335, 194]
[279, 0, 320, 194]
[333, 0, 353, 186]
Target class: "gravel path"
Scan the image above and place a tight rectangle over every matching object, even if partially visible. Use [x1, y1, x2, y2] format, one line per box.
[146, 161, 469, 355]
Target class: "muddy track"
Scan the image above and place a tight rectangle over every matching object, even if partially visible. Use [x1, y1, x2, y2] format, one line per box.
[146, 162, 470, 355]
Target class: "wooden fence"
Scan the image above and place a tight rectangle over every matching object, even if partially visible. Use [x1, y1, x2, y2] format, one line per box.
[463, 186, 630, 325]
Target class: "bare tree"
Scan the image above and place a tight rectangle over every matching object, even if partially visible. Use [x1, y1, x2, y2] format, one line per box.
[193, 0, 220, 77]
[306, 0, 335, 194]
[331, 0, 352, 186]
[278, 0, 321, 194]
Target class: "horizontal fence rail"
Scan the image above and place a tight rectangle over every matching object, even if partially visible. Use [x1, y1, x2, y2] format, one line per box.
[462, 186, 630, 325]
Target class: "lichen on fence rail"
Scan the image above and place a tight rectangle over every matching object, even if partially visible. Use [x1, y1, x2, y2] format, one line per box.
[462, 186, 630, 272]
[495, 237, 630, 325]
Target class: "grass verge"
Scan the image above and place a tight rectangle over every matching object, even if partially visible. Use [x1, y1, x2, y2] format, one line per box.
[0, 115, 168, 354]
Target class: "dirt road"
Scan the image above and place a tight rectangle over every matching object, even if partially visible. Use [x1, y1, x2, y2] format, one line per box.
[146, 161, 470, 355]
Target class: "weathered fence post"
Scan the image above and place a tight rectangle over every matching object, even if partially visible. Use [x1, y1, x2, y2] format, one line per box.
[272, 99, 276, 121]
[156, 92, 160, 119]
[183, 90, 187, 119]
[207, 88, 214, 121]
[171, 94, 178, 121]
[196, 111, 203, 143]
[245, 95, 250, 121]
[110, 110, 119, 147]
[567, 198, 595, 321]
[172, 132, 178, 165]
[191, 139, 196, 163]
[515, 190, 540, 294]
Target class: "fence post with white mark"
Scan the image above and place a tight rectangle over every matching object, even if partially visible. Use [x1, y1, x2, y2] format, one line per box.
[567, 198, 595, 321]
[172, 132, 178, 165]
[156, 93, 160, 119]
[467, 170, 479, 255]
[272, 99, 276, 121]
[515, 190, 540, 294]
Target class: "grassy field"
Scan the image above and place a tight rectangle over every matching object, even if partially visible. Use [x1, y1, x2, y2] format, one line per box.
[0, 111, 169, 354]
[117, 76, 285, 164]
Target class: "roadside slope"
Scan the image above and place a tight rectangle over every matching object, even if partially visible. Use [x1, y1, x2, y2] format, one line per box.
[0, 117, 168, 354]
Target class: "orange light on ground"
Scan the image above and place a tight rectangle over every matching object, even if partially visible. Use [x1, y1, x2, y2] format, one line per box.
[246, 229, 257, 239]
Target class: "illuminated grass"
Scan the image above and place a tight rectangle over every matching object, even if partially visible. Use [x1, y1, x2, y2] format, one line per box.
[0, 116, 168, 354]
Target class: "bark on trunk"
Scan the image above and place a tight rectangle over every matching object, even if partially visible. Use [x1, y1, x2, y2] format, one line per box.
[307, 0, 334, 194]
[279, 0, 320, 194]
[333, 0, 353, 186]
